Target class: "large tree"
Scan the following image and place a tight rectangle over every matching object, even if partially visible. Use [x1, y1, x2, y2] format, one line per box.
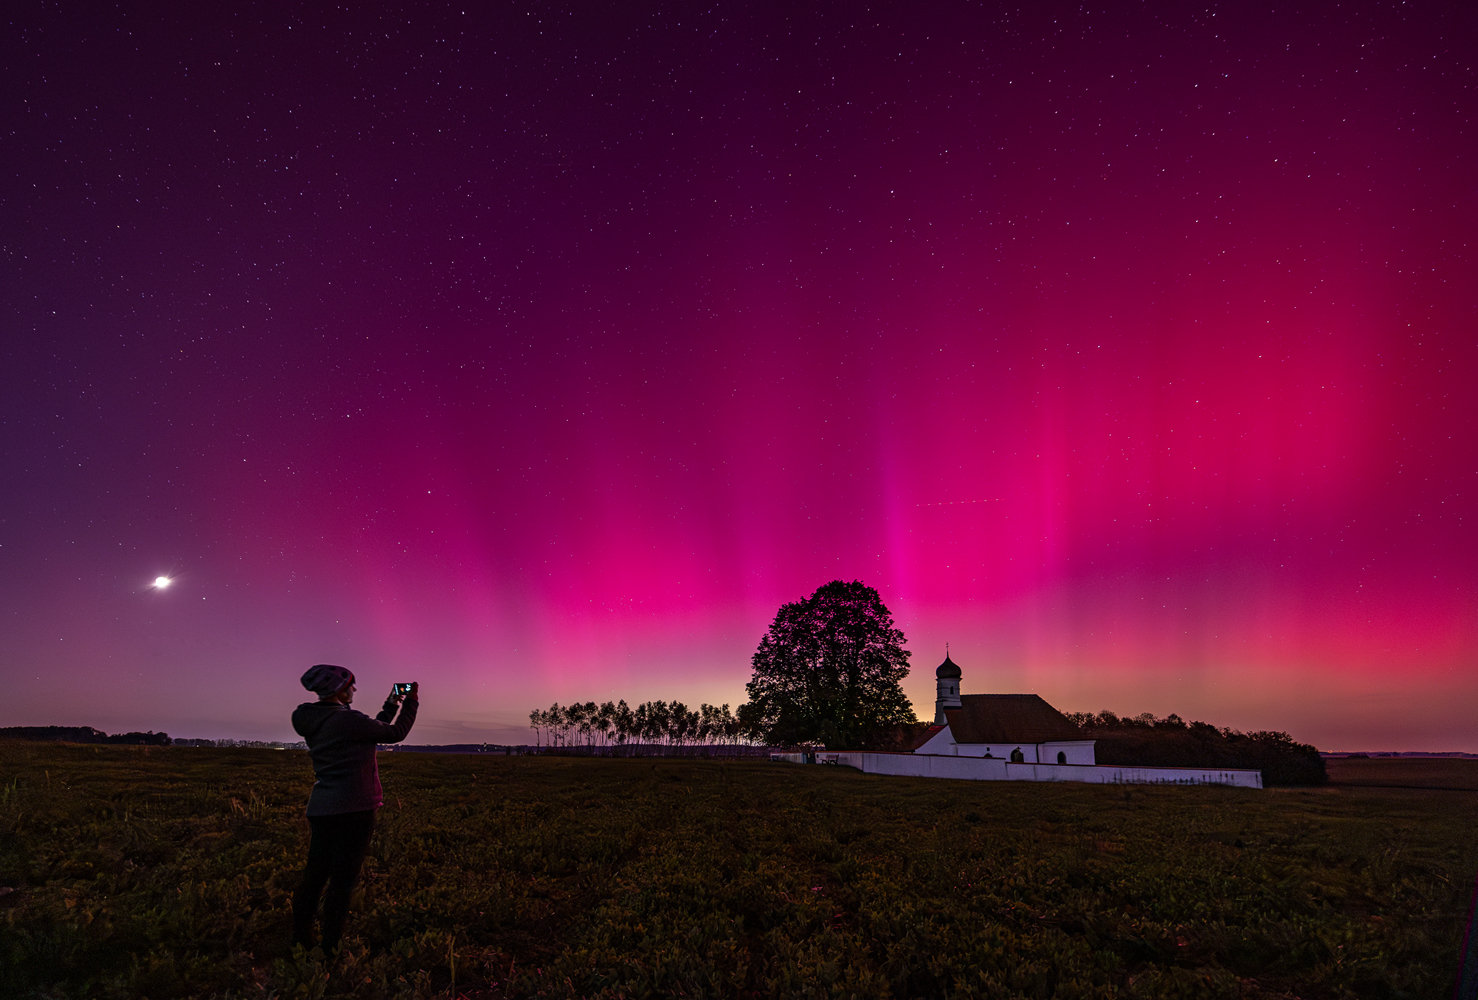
[742, 580, 916, 749]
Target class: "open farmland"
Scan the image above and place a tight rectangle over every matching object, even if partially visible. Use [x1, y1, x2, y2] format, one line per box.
[1, 743, 1473, 999]
[1324, 756, 1478, 791]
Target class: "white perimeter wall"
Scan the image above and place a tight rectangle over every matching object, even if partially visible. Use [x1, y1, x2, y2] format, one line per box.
[913, 727, 1097, 766]
[800, 751, 1262, 789]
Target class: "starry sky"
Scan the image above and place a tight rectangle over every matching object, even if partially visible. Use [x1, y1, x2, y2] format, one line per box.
[3, 1, 1474, 749]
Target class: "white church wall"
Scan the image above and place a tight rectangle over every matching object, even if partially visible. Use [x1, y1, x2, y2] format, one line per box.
[912, 728, 1096, 765]
[914, 726, 957, 755]
[836, 751, 1010, 781]
[954, 742, 1030, 760]
[809, 751, 1262, 789]
[1040, 741, 1097, 765]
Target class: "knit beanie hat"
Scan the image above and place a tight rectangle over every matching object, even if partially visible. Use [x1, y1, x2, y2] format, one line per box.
[301, 663, 355, 696]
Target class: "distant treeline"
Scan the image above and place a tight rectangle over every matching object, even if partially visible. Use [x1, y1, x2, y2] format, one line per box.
[391, 743, 774, 758]
[0, 726, 172, 746]
[171, 739, 305, 749]
[529, 700, 758, 747]
[1063, 711, 1327, 786]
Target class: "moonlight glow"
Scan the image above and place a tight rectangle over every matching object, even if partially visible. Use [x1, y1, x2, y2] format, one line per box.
[152, 577, 172, 590]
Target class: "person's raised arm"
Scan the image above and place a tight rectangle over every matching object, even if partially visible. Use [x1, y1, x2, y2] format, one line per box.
[353, 685, 419, 743]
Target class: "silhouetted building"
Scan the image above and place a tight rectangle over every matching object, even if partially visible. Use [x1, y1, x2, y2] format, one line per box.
[909, 654, 1096, 765]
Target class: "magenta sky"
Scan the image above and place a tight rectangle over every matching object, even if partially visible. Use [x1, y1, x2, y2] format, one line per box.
[3, 1, 1474, 750]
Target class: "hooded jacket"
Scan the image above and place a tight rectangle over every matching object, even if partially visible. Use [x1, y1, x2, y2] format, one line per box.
[291, 696, 418, 815]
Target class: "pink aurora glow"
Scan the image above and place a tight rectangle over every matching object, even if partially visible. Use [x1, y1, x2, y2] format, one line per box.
[1, 1, 1473, 750]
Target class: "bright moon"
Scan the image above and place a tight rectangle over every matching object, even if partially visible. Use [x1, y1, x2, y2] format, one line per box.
[152, 576, 172, 589]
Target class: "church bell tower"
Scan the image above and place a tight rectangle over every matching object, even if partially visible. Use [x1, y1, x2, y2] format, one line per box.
[934, 650, 963, 724]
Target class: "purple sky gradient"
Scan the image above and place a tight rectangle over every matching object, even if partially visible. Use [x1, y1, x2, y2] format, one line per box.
[2, 1, 1474, 748]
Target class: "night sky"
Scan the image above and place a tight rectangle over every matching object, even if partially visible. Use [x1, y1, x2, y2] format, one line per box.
[3, 1, 1474, 749]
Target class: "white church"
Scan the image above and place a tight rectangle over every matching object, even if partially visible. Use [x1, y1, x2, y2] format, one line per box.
[779, 652, 1264, 788]
[904, 653, 1098, 765]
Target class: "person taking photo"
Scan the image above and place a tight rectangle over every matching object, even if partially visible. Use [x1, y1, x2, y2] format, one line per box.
[290, 664, 418, 954]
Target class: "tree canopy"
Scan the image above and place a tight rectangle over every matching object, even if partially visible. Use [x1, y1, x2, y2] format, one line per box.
[742, 580, 915, 749]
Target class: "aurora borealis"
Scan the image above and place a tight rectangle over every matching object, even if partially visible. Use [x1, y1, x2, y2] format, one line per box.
[2, 1, 1474, 748]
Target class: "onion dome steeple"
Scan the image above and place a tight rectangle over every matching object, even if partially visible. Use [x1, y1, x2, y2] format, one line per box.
[934, 647, 963, 724]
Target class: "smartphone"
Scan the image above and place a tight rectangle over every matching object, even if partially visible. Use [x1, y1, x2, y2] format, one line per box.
[393, 683, 414, 696]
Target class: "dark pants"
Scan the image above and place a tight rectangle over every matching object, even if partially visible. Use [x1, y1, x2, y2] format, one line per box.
[292, 809, 376, 951]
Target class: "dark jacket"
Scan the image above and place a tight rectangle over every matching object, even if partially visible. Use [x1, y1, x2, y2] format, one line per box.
[292, 696, 418, 816]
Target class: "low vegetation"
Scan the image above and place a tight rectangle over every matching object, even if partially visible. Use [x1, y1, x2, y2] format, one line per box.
[2, 743, 1471, 999]
[0, 726, 172, 746]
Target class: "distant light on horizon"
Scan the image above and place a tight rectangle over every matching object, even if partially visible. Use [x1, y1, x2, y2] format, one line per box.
[152, 576, 172, 590]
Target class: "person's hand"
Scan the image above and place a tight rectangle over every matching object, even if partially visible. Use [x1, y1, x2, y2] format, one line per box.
[407, 682, 419, 702]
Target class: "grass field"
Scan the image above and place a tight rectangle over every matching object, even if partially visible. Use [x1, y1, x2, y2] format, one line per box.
[1, 744, 1474, 999]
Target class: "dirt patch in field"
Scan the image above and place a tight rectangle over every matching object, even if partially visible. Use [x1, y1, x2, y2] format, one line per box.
[1326, 757, 1478, 790]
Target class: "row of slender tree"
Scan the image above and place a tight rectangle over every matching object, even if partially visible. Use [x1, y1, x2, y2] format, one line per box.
[528, 699, 754, 747]
[529, 581, 922, 751]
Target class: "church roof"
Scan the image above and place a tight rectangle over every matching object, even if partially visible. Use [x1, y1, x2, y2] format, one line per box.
[935, 654, 962, 679]
[943, 694, 1082, 744]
